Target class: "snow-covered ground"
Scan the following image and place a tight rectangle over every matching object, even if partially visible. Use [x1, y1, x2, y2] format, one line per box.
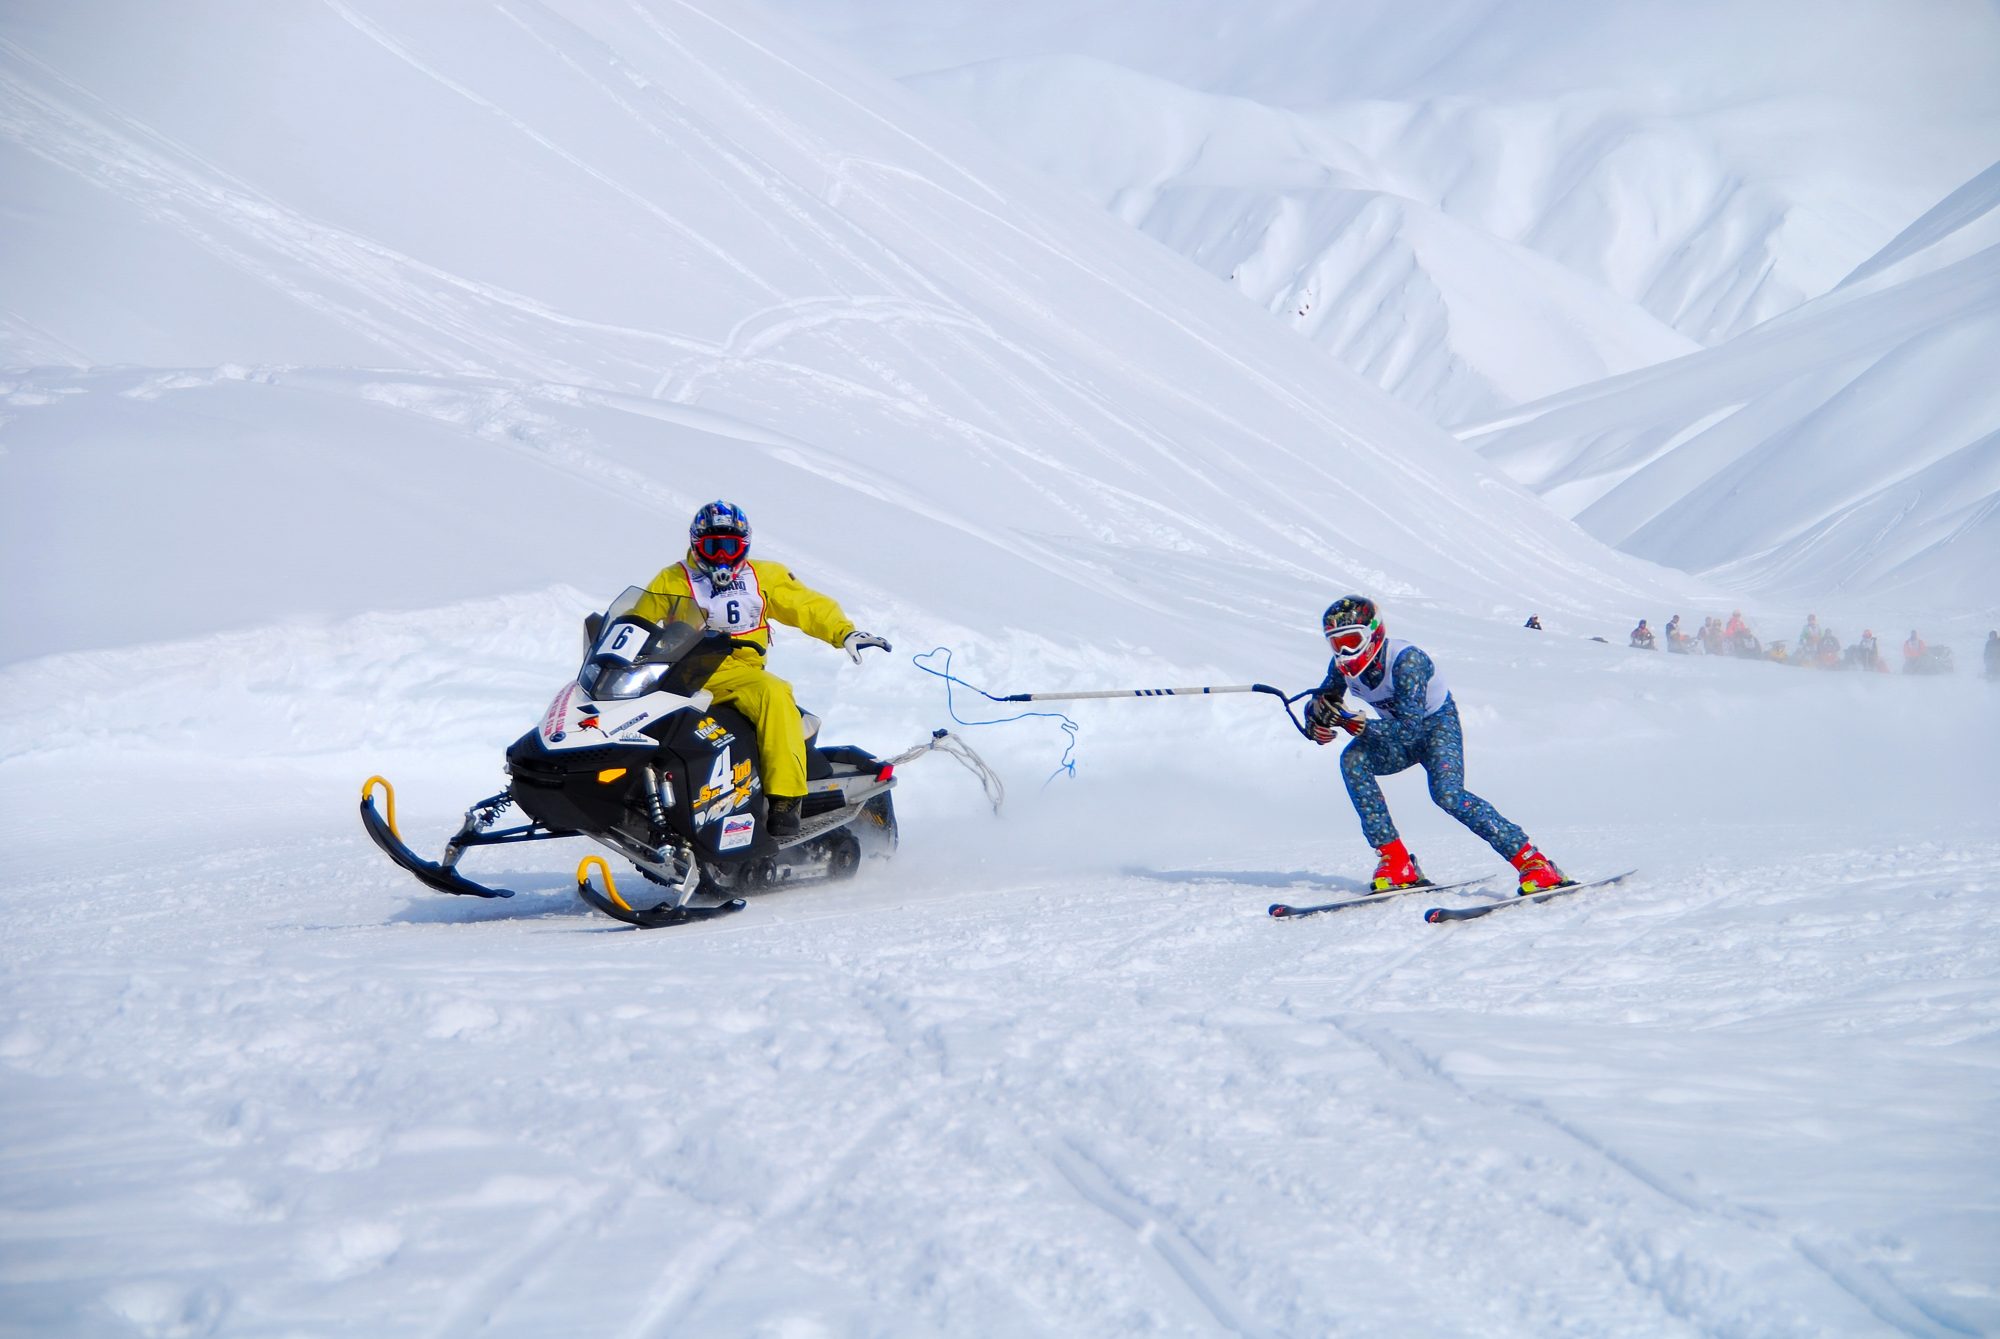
[6, 596, 1998, 1337]
[4, 3, 1998, 1336]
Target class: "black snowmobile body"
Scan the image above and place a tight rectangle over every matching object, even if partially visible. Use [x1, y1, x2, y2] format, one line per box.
[360, 586, 908, 927]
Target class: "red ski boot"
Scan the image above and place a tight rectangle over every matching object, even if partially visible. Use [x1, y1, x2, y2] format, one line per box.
[1370, 839, 1425, 892]
[1510, 842, 1568, 895]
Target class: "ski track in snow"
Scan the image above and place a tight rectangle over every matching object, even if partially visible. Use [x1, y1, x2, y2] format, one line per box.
[8, 784, 1995, 1335]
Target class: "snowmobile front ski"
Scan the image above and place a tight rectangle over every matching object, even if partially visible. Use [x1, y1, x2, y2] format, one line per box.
[1423, 870, 1638, 923]
[361, 775, 527, 899]
[1269, 877, 1494, 920]
[575, 856, 745, 930]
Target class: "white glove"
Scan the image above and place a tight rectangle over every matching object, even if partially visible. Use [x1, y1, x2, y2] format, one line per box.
[843, 631, 891, 665]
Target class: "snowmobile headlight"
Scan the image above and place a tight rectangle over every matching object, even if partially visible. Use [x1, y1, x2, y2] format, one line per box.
[592, 661, 670, 700]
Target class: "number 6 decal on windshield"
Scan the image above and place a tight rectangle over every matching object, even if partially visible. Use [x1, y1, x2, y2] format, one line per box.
[595, 620, 640, 662]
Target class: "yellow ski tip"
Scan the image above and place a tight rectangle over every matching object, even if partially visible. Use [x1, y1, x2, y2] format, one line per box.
[360, 775, 399, 840]
[576, 855, 634, 912]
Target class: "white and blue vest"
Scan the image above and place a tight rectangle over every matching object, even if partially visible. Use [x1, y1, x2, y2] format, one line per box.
[1345, 639, 1451, 719]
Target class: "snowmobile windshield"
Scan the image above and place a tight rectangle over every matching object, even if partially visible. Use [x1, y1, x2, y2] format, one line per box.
[578, 588, 723, 700]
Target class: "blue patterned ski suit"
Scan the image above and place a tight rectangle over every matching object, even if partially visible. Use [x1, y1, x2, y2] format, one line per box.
[1326, 645, 1526, 857]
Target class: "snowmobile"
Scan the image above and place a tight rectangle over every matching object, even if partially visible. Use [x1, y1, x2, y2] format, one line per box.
[360, 587, 998, 928]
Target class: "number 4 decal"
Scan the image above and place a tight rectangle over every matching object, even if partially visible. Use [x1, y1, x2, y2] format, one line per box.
[706, 748, 733, 794]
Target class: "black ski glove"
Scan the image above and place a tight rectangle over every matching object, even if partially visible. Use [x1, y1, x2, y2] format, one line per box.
[1305, 690, 1360, 744]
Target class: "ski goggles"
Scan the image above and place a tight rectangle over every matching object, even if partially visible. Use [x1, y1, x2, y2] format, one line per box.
[1325, 622, 1376, 654]
[694, 532, 749, 565]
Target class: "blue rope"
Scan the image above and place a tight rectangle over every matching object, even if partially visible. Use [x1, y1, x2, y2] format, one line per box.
[911, 646, 1078, 785]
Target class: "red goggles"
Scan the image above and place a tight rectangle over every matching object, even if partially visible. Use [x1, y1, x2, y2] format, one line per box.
[694, 532, 748, 565]
[1326, 624, 1373, 654]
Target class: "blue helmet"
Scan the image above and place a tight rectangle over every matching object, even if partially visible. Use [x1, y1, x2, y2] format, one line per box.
[688, 501, 751, 579]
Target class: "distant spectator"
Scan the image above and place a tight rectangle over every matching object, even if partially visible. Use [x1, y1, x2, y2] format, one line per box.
[1700, 617, 1724, 656]
[1664, 614, 1688, 652]
[1524, 615, 1542, 630]
[1725, 610, 1761, 658]
[1903, 630, 1927, 671]
[1629, 618, 1656, 650]
[1850, 630, 1884, 673]
[1797, 613, 1821, 652]
[1986, 631, 2000, 679]
[1816, 630, 1842, 668]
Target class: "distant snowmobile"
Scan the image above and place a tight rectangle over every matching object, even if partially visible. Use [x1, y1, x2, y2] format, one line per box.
[360, 587, 997, 927]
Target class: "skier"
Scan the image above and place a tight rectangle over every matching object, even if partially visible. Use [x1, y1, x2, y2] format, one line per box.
[1303, 595, 1567, 895]
[633, 501, 891, 835]
[1629, 618, 1656, 650]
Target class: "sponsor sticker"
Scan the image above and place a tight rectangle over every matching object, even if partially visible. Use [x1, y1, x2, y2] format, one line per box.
[718, 815, 756, 851]
[540, 682, 577, 741]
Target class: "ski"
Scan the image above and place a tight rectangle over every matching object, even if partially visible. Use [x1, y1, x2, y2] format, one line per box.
[1423, 870, 1637, 923]
[577, 881, 748, 929]
[1270, 877, 1495, 920]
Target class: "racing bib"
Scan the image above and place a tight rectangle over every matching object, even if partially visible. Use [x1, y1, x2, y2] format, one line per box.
[683, 562, 768, 636]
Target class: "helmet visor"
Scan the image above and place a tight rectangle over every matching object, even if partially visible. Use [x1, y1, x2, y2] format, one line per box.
[694, 532, 749, 565]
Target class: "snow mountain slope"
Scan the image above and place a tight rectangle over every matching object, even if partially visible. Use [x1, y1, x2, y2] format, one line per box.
[0, 0, 1683, 665]
[893, 51, 1702, 425]
[772, 0, 2000, 421]
[3, 3, 1999, 1336]
[1460, 171, 2000, 612]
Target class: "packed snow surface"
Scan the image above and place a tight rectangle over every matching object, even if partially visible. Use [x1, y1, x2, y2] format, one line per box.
[3, 2, 1999, 1336]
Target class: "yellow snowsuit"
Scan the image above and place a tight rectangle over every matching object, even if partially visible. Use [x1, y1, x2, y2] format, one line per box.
[633, 555, 856, 799]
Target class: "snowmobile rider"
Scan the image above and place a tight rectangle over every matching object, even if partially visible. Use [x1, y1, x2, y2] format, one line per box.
[1303, 596, 1568, 895]
[634, 501, 890, 837]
